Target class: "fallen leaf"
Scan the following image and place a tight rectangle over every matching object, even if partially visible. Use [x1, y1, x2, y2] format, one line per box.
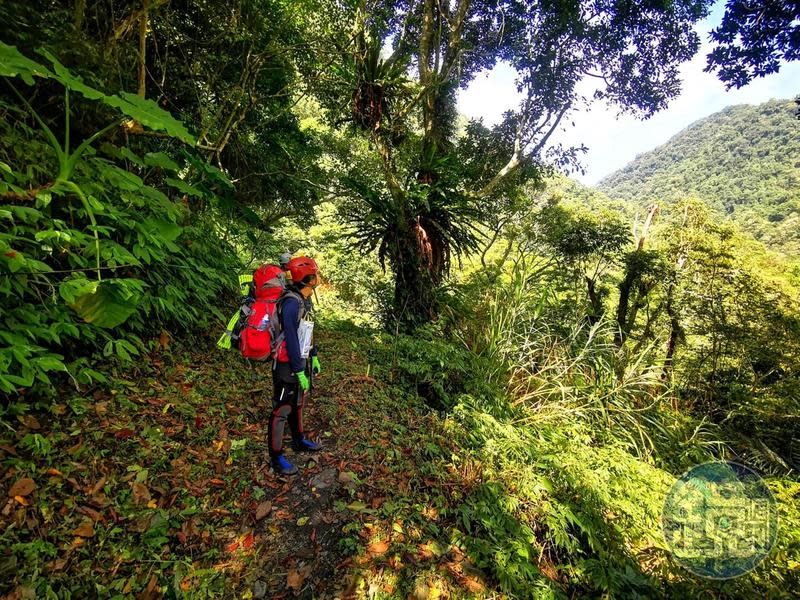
[76, 505, 103, 522]
[242, 532, 254, 549]
[0, 444, 18, 456]
[114, 428, 135, 439]
[46, 468, 63, 477]
[17, 415, 41, 430]
[226, 540, 239, 553]
[73, 519, 94, 537]
[296, 516, 310, 526]
[8, 478, 36, 498]
[346, 501, 368, 512]
[13, 495, 29, 506]
[48, 558, 67, 572]
[462, 575, 485, 592]
[255, 501, 272, 521]
[338, 471, 356, 484]
[287, 568, 308, 591]
[88, 476, 107, 496]
[143, 574, 158, 598]
[367, 539, 390, 555]
[131, 482, 151, 506]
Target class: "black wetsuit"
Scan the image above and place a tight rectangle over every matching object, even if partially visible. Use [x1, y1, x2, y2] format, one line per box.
[267, 292, 315, 459]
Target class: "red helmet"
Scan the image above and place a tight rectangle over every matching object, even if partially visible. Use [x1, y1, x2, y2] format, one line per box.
[286, 256, 319, 286]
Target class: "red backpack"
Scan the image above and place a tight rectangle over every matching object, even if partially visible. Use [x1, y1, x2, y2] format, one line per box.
[239, 264, 285, 361]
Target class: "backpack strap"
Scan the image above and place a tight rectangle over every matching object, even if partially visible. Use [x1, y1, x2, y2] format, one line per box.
[271, 290, 306, 366]
[276, 290, 306, 326]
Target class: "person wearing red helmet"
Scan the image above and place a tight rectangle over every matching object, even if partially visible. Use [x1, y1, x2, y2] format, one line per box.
[268, 256, 322, 475]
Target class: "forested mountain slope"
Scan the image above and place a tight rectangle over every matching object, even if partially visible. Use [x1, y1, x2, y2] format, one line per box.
[598, 100, 800, 256]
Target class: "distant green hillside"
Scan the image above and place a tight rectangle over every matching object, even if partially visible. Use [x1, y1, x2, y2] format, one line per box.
[597, 99, 800, 256]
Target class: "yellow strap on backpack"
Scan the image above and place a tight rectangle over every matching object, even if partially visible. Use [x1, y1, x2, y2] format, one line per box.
[216, 273, 253, 350]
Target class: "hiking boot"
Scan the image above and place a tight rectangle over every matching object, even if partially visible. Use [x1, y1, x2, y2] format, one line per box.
[271, 454, 298, 475]
[292, 437, 322, 452]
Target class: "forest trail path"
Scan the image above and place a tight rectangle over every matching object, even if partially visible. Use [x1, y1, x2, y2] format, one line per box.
[1, 324, 488, 599]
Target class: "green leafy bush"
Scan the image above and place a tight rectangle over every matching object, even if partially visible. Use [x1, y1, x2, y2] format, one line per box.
[0, 45, 240, 402]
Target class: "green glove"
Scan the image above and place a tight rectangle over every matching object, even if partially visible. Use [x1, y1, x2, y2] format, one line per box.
[296, 371, 310, 392]
[311, 356, 321, 374]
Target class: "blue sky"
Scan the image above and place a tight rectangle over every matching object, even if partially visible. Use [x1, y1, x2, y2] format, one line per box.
[457, 2, 800, 185]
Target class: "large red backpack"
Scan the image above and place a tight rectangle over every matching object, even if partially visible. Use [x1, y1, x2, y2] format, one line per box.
[239, 264, 285, 361]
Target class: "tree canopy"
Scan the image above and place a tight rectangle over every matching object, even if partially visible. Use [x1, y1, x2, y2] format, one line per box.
[706, 0, 800, 88]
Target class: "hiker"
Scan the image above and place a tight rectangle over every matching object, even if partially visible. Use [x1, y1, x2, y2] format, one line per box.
[278, 252, 292, 286]
[269, 256, 323, 475]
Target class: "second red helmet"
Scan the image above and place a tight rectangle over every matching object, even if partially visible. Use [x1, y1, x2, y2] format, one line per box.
[286, 256, 319, 285]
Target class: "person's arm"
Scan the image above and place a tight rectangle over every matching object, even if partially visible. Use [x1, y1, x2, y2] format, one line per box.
[280, 297, 305, 374]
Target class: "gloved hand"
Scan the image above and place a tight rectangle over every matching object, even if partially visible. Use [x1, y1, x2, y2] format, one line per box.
[295, 371, 310, 392]
[311, 356, 321, 375]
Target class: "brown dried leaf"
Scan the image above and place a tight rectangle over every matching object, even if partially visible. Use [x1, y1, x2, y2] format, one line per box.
[77, 505, 103, 522]
[367, 539, 390, 555]
[17, 415, 41, 430]
[73, 519, 94, 537]
[255, 501, 272, 521]
[131, 482, 151, 506]
[8, 477, 36, 497]
[287, 567, 308, 591]
[88, 476, 107, 496]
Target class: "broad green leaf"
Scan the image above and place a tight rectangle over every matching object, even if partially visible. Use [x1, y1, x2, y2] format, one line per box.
[4, 205, 43, 223]
[68, 280, 140, 328]
[5, 44, 195, 145]
[24, 259, 53, 273]
[34, 190, 52, 208]
[97, 161, 144, 191]
[59, 277, 99, 304]
[166, 177, 204, 198]
[32, 356, 67, 372]
[118, 146, 145, 167]
[0, 42, 53, 85]
[144, 152, 180, 171]
[1, 248, 26, 272]
[107, 92, 195, 144]
[36, 48, 105, 100]
[139, 219, 182, 243]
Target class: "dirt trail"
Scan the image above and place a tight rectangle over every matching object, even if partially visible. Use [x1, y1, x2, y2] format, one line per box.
[245, 372, 355, 599]
[1, 325, 488, 599]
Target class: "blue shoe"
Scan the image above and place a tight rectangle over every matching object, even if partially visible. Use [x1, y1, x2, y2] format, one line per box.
[292, 437, 322, 452]
[272, 454, 298, 475]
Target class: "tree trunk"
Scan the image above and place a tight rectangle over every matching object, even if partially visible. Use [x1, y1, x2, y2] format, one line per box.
[74, 0, 86, 29]
[137, 0, 149, 98]
[585, 276, 602, 325]
[663, 283, 682, 385]
[389, 223, 439, 332]
[615, 269, 635, 346]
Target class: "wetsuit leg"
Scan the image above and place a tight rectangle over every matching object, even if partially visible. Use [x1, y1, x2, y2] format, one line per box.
[268, 362, 297, 459]
[288, 384, 305, 443]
